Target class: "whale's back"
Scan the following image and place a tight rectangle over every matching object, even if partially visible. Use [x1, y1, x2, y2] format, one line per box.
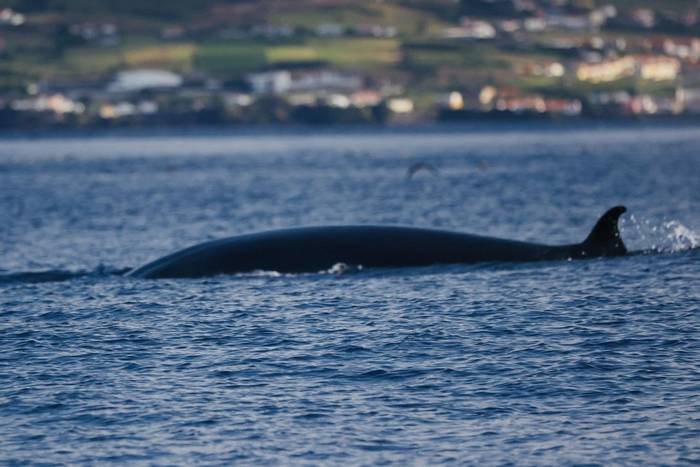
[127, 207, 627, 279]
[127, 226, 551, 278]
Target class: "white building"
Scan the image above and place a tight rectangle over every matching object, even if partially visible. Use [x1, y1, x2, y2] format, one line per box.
[443, 19, 496, 39]
[288, 70, 362, 93]
[247, 70, 362, 95]
[11, 94, 84, 114]
[387, 98, 414, 113]
[316, 23, 345, 37]
[247, 71, 293, 95]
[546, 15, 592, 31]
[107, 69, 183, 93]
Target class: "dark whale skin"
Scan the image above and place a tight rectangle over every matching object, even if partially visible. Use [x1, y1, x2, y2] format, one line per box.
[128, 206, 627, 279]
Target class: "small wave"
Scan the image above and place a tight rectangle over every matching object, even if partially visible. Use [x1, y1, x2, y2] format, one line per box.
[0, 266, 130, 285]
[231, 262, 364, 279]
[320, 262, 364, 276]
[208, 269, 291, 280]
[246, 269, 285, 278]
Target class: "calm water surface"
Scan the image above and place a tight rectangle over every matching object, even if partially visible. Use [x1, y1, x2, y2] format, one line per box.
[1, 124, 700, 465]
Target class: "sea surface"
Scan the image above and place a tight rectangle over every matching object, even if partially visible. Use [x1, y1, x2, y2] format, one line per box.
[1, 123, 699, 465]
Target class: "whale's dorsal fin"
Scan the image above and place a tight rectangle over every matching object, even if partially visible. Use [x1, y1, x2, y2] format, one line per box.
[576, 206, 627, 257]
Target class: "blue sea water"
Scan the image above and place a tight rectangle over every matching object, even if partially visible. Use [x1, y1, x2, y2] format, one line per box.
[1, 123, 699, 465]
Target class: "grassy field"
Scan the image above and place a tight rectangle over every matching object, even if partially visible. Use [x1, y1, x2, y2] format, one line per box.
[403, 42, 511, 70]
[269, 2, 447, 36]
[309, 39, 401, 68]
[62, 48, 124, 75]
[194, 38, 401, 76]
[265, 46, 319, 64]
[48, 42, 197, 77]
[195, 42, 267, 75]
[123, 43, 196, 71]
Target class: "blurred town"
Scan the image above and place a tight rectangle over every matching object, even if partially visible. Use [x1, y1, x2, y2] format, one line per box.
[3, 0, 700, 129]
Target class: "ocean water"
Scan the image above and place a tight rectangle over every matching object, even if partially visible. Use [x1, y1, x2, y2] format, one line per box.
[1, 124, 699, 465]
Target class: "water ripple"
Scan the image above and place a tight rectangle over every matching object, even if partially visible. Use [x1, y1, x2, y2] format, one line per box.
[1, 125, 699, 464]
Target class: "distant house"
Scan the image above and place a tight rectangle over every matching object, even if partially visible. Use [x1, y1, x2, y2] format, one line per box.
[288, 70, 362, 93]
[588, 91, 632, 114]
[480, 86, 580, 116]
[576, 55, 679, 83]
[353, 24, 397, 38]
[523, 17, 547, 32]
[520, 62, 565, 78]
[69, 22, 120, 46]
[589, 5, 617, 28]
[496, 95, 546, 113]
[286, 93, 317, 106]
[435, 91, 465, 110]
[247, 70, 362, 95]
[107, 70, 183, 93]
[546, 14, 592, 32]
[662, 37, 700, 62]
[11, 94, 84, 114]
[497, 19, 521, 33]
[576, 57, 636, 83]
[350, 90, 382, 108]
[626, 95, 679, 115]
[442, 18, 496, 39]
[98, 100, 159, 119]
[223, 93, 254, 108]
[325, 94, 351, 108]
[247, 71, 293, 95]
[387, 98, 414, 114]
[513, 0, 538, 14]
[544, 98, 582, 116]
[637, 56, 681, 81]
[631, 8, 656, 29]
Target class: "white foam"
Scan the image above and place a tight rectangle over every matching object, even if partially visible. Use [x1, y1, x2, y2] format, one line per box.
[622, 215, 699, 253]
[663, 220, 700, 252]
[229, 263, 365, 278]
[321, 263, 364, 275]
[244, 270, 284, 278]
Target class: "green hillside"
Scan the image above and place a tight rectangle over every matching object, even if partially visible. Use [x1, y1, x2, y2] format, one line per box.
[2, 0, 700, 102]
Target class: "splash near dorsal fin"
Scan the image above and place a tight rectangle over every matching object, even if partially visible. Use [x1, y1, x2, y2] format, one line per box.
[577, 206, 627, 258]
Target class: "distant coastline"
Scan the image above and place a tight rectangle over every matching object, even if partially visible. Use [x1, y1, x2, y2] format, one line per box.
[5, 2, 700, 138]
[3, 115, 700, 140]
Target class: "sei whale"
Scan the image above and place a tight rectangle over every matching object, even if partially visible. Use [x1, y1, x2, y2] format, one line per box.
[127, 206, 628, 279]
